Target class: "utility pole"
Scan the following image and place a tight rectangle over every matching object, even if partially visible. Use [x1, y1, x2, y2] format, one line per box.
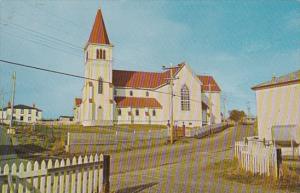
[163, 64, 178, 144]
[208, 83, 212, 125]
[222, 94, 227, 121]
[9, 72, 16, 132]
[0, 90, 3, 125]
[247, 101, 251, 117]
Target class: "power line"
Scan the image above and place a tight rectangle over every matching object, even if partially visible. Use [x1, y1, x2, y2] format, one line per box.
[0, 59, 204, 104]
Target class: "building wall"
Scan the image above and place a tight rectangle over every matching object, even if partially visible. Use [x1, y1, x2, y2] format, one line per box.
[112, 65, 203, 127]
[202, 92, 222, 124]
[81, 44, 114, 126]
[255, 83, 300, 142]
[0, 108, 42, 124]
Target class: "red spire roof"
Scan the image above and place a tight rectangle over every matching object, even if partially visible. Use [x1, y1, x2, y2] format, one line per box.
[198, 75, 221, 92]
[88, 9, 110, 45]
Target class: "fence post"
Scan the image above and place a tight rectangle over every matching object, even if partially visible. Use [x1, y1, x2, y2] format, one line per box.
[102, 155, 110, 193]
[275, 148, 282, 179]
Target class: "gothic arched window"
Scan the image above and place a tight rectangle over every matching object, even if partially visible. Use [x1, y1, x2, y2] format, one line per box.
[181, 85, 190, 111]
[103, 49, 106, 60]
[96, 49, 100, 59]
[98, 77, 103, 94]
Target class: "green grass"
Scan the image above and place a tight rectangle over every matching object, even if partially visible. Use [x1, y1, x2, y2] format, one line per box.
[209, 159, 300, 192]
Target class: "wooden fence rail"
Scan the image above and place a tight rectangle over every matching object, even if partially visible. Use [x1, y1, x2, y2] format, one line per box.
[235, 138, 281, 179]
[0, 154, 110, 193]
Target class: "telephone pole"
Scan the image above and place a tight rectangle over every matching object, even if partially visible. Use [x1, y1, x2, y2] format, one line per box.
[222, 94, 227, 121]
[163, 64, 178, 144]
[208, 83, 212, 125]
[9, 72, 16, 131]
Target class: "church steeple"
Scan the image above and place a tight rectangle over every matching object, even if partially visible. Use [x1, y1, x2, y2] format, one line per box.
[88, 9, 110, 45]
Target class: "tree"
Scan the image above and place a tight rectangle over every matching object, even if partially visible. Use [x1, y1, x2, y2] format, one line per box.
[229, 110, 246, 123]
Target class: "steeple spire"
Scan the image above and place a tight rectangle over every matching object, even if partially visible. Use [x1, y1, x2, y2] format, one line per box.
[88, 9, 110, 45]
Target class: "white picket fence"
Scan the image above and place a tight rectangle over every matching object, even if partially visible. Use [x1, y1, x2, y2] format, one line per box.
[185, 123, 229, 137]
[235, 138, 280, 178]
[0, 154, 108, 193]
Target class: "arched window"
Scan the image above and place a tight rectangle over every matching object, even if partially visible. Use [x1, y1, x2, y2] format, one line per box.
[100, 49, 103, 59]
[181, 85, 190, 111]
[103, 49, 106, 60]
[98, 77, 103, 94]
[96, 49, 100, 59]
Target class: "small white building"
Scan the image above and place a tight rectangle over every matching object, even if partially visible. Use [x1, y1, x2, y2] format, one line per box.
[0, 103, 43, 124]
[252, 70, 300, 144]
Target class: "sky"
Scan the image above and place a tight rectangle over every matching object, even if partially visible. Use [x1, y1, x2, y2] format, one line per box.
[0, 0, 299, 118]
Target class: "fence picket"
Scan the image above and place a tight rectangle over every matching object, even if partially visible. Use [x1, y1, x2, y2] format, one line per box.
[2, 164, 9, 193]
[18, 163, 25, 193]
[82, 156, 88, 193]
[71, 157, 77, 193]
[65, 159, 71, 193]
[46, 160, 53, 193]
[59, 159, 65, 193]
[87, 155, 94, 193]
[93, 154, 99, 192]
[10, 163, 17, 193]
[76, 156, 82, 193]
[25, 162, 32, 193]
[33, 161, 39, 190]
[40, 161, 46, 193]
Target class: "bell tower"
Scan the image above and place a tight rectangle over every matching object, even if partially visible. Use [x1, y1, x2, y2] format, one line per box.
[81, 9, 114, 126]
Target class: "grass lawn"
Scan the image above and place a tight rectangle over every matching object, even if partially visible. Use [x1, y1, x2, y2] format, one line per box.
[209, 159, 300, 192]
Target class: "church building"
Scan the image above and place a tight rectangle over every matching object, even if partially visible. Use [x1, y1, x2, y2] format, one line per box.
[74, 9, 222, 127]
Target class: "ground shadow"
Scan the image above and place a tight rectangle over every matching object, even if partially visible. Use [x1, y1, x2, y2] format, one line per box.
[115, 182, 158, 193]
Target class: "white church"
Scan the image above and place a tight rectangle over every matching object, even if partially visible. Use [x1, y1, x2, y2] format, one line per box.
[74, 9, 222, 127]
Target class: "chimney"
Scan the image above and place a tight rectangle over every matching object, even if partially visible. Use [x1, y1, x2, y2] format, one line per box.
[33, 103, 36, 108]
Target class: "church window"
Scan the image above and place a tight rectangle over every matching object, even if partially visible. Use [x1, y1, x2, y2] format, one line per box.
[146, 91, 149, 97]
[130, 90, 133, 96]
[98, 78, 103, 94]
[152, 110, 156, 116]
[114, 89, 117, 96]
[103, 49, 106, 60]
[96, 49, 100, 59]
[118, 109, 122, 116]
[135, 109, 139, 116]
[181, 85, 190, 111]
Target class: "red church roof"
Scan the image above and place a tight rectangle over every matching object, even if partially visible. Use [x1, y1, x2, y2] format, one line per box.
[112, 64, 184, 89]
[115, 97, 162, 109]
[88, 9, 110, 45]
[198, 75, 221, 92]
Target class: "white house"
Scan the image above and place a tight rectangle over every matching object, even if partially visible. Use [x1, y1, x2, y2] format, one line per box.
[252, 70, 300, 144]
[0, 103, 43, 124]
[74, 9, 222, 127]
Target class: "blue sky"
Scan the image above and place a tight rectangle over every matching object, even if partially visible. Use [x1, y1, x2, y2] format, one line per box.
[0, 0, 299, 118]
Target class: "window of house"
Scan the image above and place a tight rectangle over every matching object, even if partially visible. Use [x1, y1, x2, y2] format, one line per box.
[28, 109, 32, 114]
[152, 110, 156, 116]
[181, 85, 190, 111]
[36, 111, 38, 116]
[130, 91, 133, 96]
[135, 109, 139, 116]
[20, 116, 24, 121]
[21, 109, 24, 114]
[146, 91, 149, 97]
[118, 109, 122, 116]
[98, 78, 103, 94]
